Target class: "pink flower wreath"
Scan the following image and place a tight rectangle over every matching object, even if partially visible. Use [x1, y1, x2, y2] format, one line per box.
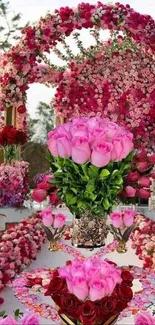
[0, 2, 154, 149]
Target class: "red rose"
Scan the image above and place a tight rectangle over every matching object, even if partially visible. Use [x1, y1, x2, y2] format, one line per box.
[116, 300, 128, 312]
[45, 276, 67, 296]
[116, 284, 133, 302]
[78, 301, 99, 325]
[60, 293, 81, 319]
[100, 297, 117, 315]
[121, 270, 134, 283]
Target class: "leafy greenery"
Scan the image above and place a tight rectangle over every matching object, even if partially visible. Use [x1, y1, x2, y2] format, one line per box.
[48, 151, 133, 217]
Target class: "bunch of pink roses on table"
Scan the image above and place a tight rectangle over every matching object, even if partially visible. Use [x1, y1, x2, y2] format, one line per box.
[40, 207, 66, 243]
[130, 214, 155, 269]
[109, 209, 135, 243]
[45, 257, 134, 325]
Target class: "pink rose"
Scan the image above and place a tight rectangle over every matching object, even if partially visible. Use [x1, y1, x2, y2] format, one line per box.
[110, 212, 123, 228]
[72, 136, 91, 164]
[71, 260, 85, 277]
[104, 122, 119, 140]
[125, 186, 136, 198]
[70, 123, 88, 137]
[91, 141, 113, 167]
[20, 312, 40, 325]
[105, 275, 116, 295]
[150, 170, 155, 179]
[47, 131, 58, 157]
[123, 210, 135, 227]
[87, 117, 100, 129]
[72, 276, 89, 301]
[138, 176, 151, 188]
[138, 188, 151, 199]
[137, 161, 148, 172]
[119, 134, 134, 159]
[100, 262, 113, 277]
[56, 135, 72, 158]
[135, 312, 155, 325]
[58, 265, 71, 279]
[53, 213, 66, 228]
[41, 207, 54, 227]
[31, 189, 47, 203]
[85, 266, 100, 281]
[56, 126, 71, 139]
[148, 154, 155, 165]
[127, 171, 140, 182]
[89, 279, 106, 301]
[89, 128, 107, 146]
[111, 137, 124, 162]
[0, 316, 18, 325]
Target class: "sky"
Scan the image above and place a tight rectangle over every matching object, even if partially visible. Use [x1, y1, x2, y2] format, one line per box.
[9, 0, 155, 117]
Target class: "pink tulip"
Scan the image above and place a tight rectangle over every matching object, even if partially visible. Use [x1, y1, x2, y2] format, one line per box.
[135, 312, 155, 325]
[46, 131, 58, 157]
[31, 189, 47, 203]
[138, 188, 151, 199]
[148, 154, 155, 165]
[0, 316, 18, 325]
[53, 213, 66, 228]
[123, 209, 135, 227]
[89, 279, 106, 301]
[20, 312, 40, 325]
[41, 207, 54, 227]
[56, 135, 72, 158]
[72, 276, 89, 301]
[72, 136, 91, 164]
[91, 141, 113, 167]
[137, 161, 148, 172]
[125, 186, 136, 198]
[138, 176, 151, 188]
[110, 212, 123, 228]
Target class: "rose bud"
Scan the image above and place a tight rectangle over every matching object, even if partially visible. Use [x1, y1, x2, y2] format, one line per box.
[138, 176, 151, 188]
[127, 171, 140, 182]
[135, 150, 147, 161]
[150, 170, 155, 179]
[148, 154, 155, 165]
[125, 186, 136, 198]
[138, 188, 151, 199]
[137, 161, 148, 172]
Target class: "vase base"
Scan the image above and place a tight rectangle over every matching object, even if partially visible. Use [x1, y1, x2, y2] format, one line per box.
[71, 241, 105, 249]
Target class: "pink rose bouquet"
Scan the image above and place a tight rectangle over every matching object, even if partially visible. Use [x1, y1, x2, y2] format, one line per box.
[47, 117, 134, 217]
[41, 207, 66, 244]
[45, 257, 134, 325]
[109, 209, 135, 249]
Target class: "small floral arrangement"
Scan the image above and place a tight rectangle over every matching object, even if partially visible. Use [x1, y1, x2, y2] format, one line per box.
[0, 213, 46, 293]
[134, 311, 155, 325]
[45, 257, 134, 325]
[120, 149, 155, 202]
[32, 173, 61, 206]
[0, 311, 40, 325]
[109, 209, 135, 241]
[47, 117, 134, 217]
[41, 207, 66, 248]
[130, 214, 155, 269]
[0, 161, 29, 207]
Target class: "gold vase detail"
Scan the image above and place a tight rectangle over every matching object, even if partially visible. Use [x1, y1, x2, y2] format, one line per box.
[116, 239, 127, 254]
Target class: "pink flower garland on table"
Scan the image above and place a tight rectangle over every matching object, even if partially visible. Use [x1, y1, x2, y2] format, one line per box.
[130, 214, 155, 270]
[0, 213, 46, 293]
[0, 161, 29, 207]
[0, 2, 154, 136]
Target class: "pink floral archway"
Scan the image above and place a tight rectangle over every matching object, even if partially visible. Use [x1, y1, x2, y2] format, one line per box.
[0, 2, 155, 149]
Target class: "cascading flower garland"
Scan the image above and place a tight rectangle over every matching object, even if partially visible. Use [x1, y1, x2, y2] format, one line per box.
[0, 2, 154, 150]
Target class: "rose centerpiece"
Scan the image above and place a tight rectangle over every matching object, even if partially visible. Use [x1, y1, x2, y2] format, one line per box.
[45, 257, 134, 325]
[47, 117, 134, 248]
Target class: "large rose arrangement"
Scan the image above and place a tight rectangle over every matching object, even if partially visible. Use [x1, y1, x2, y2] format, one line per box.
[0, 161, 29, 207]
[47, 117, 134, 217]
[0, 2, 154, 142]
[130, 214, 155, 270]
[45, 258, 134, 325]
[0, 213, 46, 293]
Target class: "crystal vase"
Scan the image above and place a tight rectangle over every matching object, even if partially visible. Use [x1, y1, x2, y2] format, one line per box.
[71, 212, 108, 248]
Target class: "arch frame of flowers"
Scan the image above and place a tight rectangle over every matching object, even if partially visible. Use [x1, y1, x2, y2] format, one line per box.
[0, 2, 154, 148]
